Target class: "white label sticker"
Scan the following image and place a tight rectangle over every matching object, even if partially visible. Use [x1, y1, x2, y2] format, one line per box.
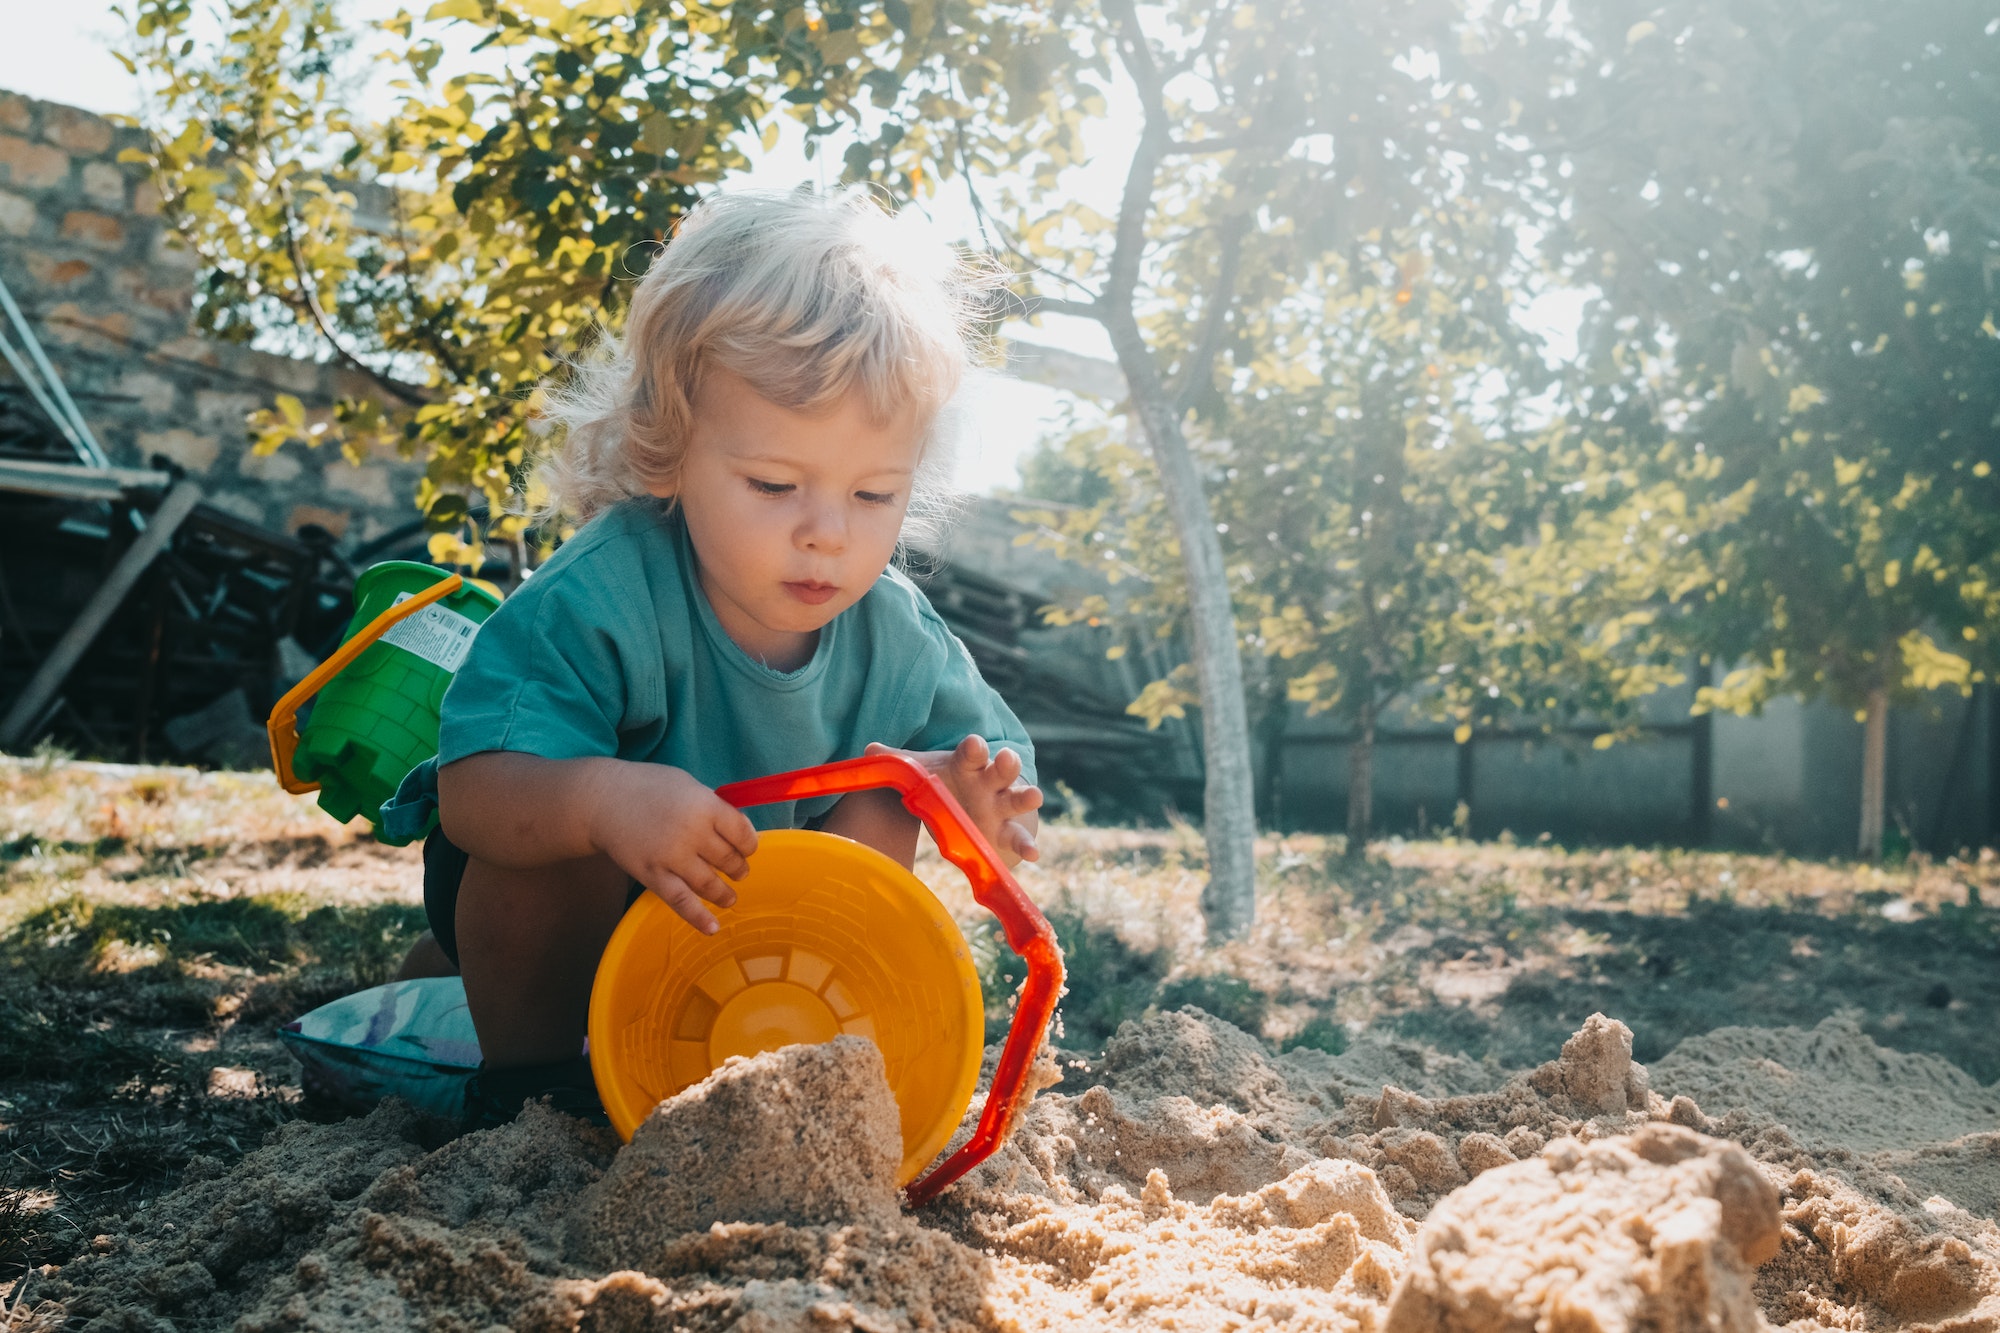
[381, 591, 482, 673]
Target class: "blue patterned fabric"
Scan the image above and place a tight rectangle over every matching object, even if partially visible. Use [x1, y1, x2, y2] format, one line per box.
[279, 977, 482, 1119]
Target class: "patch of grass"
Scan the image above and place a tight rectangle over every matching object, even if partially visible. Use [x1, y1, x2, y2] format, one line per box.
[1157, 972, 1268, 1035]
[976, 907, 1171, 1051]
[0, 992, 191, 1105]
[0, 1189, 54, 1279]
[975, 908, 1278, 1049]
[1, 895, 426, 990]
[0, 889, 424, 1119]
[1280, 1015, 1349, 1056]
[1, 834, 129, 865]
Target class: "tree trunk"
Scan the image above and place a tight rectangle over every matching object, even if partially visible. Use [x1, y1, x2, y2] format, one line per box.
[1104, 315, 1259, 940]
[1859, 685, 1889, 861]
[1347, 699, 1375, 856]
[1347, 378, 1402, 860]
[1090, 10, 1258, 940]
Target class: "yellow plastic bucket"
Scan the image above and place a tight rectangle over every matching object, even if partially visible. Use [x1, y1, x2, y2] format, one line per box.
[590, 753, 1064, 1207]
[589, 829, 985, 1185]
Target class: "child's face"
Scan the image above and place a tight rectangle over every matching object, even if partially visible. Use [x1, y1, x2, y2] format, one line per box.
[664, 368, 925, 670]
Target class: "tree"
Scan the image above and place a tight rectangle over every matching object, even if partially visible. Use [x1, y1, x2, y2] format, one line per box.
[125, 0, 932, 560]
[875, 0, 1741, 861]
[1525, 0, 2000, 857]
[1014, 225, 1740, 852]
[826, 0, 1567, 921]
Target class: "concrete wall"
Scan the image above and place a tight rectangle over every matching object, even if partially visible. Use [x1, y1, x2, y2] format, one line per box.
[1710, 689, 1995, 857]
[1271, 684, 1995, 855]
[1893, 689, 1994, 854]
[0, 90, 422, 544]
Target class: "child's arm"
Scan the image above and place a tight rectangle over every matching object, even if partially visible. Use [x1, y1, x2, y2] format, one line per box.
[817, 789, 921, 868]
[438, 751, 758, 934]
[863, 736, 1042, 866]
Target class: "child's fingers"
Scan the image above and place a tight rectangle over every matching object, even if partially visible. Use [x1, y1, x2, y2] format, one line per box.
[954, 734, 989, 772]
[989, 747, 1023, 786]
[702, 831, 752, 882]
[679, 859, 739, 911]
[715, 804, 759, 860]
[1003, 782, 1043, 814]
[1001, 818, 1039, 863]
[640, 871, 720, 935]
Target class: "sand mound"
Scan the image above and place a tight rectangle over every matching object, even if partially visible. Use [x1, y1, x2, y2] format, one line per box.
[570, 1036, 904, 1270]
[48, 1043, 983, 1332]
[1386, 1124, 1778, 1332]
[1652, 1014, 2000, 1152]
[41, 1010, 2000, 1331]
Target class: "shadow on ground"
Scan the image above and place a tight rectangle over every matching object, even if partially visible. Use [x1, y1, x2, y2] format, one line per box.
[0, 892, 428, 1278]
[1385, 898, 2000, 1080]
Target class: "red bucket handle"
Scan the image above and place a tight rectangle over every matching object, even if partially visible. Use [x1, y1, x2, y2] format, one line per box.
[716, 753, 1064, 1208]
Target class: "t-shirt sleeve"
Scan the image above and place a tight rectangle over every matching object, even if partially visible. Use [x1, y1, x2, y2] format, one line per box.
[436, 576, 630, 765]
[900, 614, 1038, 789]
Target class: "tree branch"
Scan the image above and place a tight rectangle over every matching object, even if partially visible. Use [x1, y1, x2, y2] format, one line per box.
[1173, 212, 1250, 415]
[1102, 0, 1165, 106]
[1166, 131, 1282, 156]
[385, 151, 471, 388]
[1009, 294, 1105, 322]
[1100, 0, 1171, 319]
[280, 197, 426, 407]
[953, 123, 1102, 304]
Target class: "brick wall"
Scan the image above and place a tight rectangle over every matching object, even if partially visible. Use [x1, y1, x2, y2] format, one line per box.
[0, 89, 424, 545]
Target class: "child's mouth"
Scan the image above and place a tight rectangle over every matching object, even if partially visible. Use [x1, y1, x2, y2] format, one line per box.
[784, 581, 838, 606]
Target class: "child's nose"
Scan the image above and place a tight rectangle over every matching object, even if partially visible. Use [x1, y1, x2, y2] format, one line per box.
[798, 499, 847, 553]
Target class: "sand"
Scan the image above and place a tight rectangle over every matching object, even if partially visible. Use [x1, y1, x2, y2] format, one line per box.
[570, 1035, 906, 1270]
[40, 1009, 2000, 1331]
[1386, 1125, 1779, 1332]
[1650, 1014, 2000, 1153]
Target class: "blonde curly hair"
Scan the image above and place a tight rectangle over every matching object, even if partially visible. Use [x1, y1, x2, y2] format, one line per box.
[535, 189, 995, 545]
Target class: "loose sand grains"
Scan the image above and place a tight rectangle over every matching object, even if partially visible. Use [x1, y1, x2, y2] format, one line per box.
[43, 1010, 2000, 1331]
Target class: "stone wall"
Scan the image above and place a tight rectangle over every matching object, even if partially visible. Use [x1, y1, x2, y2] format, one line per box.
[0, 90, 423, 545]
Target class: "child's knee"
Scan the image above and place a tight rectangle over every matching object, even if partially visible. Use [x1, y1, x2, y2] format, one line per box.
[455, 854, 633, 957]
[393, 931, 459, 980]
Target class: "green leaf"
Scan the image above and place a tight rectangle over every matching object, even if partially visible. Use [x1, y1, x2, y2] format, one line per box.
[425, 493, 471, 530]
[639, 111, 674, 154]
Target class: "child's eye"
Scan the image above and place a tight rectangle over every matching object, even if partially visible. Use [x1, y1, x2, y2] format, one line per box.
[747, 478, 794, 497]
[856, 490, 898, 506]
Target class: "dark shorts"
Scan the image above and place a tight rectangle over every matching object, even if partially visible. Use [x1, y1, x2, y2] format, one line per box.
[421, 828, 642, 969]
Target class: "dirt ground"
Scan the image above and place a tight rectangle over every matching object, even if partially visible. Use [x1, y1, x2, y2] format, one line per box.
[5, 756, 2000, 1328]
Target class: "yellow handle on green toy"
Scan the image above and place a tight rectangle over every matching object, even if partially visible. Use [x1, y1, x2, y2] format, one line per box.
[267, 574, 465, 794]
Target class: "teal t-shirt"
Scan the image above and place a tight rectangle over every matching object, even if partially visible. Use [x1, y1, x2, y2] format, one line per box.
[380, 497, 1034, 841]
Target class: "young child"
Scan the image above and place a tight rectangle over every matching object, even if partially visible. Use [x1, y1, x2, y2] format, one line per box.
[386, 190, 1042, 1127]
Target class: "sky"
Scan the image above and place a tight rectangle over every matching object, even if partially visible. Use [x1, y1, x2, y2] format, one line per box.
[0, 4, 1110, 494]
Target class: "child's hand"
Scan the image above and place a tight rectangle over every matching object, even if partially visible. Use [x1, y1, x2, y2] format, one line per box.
[864, 736, 1042, 866]
[586, 763, 759, 935]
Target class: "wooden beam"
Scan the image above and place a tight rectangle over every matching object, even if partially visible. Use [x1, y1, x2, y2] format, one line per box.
[0, 456, 173, 503]
[0, 479, 204, 749]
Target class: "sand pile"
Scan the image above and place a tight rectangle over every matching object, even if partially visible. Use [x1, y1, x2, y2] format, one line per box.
[49, 1041, 984, 1332]
[570, 1035, 905, 1267]
[1388, 1125, 1779, 1332]
[41, 1010, 2000, 1331]
[1652, 1014, 2000, 1153]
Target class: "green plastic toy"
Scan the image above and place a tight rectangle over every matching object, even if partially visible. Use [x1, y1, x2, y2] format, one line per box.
[267, 561, 500, 842]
